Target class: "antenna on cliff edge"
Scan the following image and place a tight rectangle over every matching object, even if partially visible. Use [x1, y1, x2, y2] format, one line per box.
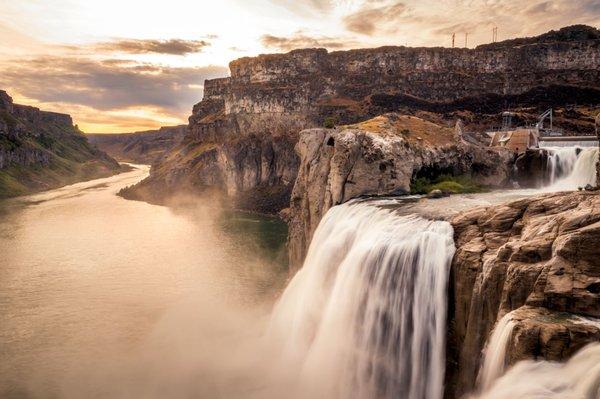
[492, 27, 498, 43]
[452, 33, 456, 48]
[465, 32, 468, 48]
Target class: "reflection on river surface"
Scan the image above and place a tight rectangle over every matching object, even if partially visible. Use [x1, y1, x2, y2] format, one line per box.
[0, 165, 288, 399]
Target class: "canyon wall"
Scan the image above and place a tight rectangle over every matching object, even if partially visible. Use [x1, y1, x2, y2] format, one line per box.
[0, 90, 121, 198]
[287, 114, 513, 269]
[447, 191, 600, 397]
[88, 125, 187, 164]
[124, 25, 600, 211]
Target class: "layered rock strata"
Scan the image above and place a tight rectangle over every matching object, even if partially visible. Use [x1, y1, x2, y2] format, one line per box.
[287, 114, 514, 269]
[125, 25, 600, 212]
[0, 90, 121, 198]
[447, 191, 600, 397]
[88, 125, 186, 164]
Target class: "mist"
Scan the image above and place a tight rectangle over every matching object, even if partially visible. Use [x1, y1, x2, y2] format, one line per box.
[0, 167, 288, 399]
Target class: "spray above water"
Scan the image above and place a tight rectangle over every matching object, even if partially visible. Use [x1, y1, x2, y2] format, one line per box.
[477, 314, 516, 391]
[475, 314, 600, 399]
[473, 343, 600, 399]
[266, 202, 456, 399]
[544, 147, 598, 190]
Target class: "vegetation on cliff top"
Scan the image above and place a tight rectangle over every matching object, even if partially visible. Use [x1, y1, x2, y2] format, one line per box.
[410, 174, 485, 195]
[0, 100, 122, 199]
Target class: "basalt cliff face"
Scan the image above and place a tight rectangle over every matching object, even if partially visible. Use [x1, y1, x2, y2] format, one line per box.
[287, 114, 513, 269]
[123, 25, 600, 212]
[0, 90, 121, 198]
[88, 125, 186, 164]
[447, 191, 600, 398]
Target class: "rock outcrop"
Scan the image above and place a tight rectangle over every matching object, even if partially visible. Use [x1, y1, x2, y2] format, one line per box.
[124, 25, 600, 212]
[447, 191, 600, 397]
[88, 125, 186, 164]
[288, 114, 513, 269]
[0, 90, 122, 198]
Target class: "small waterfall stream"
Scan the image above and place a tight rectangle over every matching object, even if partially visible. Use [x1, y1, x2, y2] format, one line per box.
[267, 202, 455, 399]
[473, 343, 600, 398]
[474, 315, 600, 398]
[544, 147, 598, 190]
[477, 314, 516, 391]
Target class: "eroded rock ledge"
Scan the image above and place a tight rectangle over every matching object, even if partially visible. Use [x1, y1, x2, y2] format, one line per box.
[123, 25, 600, 212]
[287, 114, 513, 269]
[447, 191, 600, 397]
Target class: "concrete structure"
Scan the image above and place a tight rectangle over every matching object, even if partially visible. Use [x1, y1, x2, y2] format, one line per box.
[489, 128, 539, 154]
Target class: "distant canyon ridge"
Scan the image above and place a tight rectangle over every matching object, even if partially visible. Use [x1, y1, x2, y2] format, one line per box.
[119, 24, 600, 213]
[0, 91, 121, 198]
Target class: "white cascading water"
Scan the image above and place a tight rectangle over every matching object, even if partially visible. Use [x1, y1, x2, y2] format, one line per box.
[477, 314, 516, 392]
[544, 147, 598, 190]
[265, 202, 455, 399]
[472, 343, 600, 399]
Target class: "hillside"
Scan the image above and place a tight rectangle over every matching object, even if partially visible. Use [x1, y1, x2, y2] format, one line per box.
[87, 125, 186, 164]
[122, 25, 600, 213]
[0, 90, 122, 198]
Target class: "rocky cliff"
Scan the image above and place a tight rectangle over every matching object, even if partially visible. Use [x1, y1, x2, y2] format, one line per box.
[447, 191, 600, 397]
[88, 125, 186, 164]
[0, 90, 121, 198]
[123, 25, 600, 212]
[287, 114, 514, 269]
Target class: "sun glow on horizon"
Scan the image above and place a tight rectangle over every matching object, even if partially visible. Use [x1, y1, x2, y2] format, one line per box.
[1, 0, 598, 133]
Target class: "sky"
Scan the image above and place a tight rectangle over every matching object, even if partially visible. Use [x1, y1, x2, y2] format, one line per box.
[0, 0, 598, 133]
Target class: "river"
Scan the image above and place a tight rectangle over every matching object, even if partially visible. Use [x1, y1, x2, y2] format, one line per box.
[0, 165, 288, 399]
[1, 147, 598, 399]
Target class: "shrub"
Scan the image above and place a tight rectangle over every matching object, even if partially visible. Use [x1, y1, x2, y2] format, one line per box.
[323, 117, 337, 129]
[410, 174, 485, 194]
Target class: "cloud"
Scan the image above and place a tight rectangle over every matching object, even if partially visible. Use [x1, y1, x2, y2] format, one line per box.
[433, 21, 493, 36]
[260, 32, 358, 51]
[93, 39, 211, 55]
[0, 57, 228, 114]
[343, 1, 407, 35]
[273, 0, 336, 17]
[0, 55, 229, 132]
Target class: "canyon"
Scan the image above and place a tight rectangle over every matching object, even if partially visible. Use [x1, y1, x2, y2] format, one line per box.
[114, 27, 600, 397]
[0, 90, 122, 198]
[122, 25, 600, 213]
[88, 125, 186, 165]
[4, 24, 597, 399]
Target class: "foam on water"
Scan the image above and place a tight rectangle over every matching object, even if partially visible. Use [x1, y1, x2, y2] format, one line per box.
[266, 202, 455, 399]
[544, 147, 598, 190]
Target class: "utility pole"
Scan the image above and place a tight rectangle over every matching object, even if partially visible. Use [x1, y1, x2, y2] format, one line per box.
[452, 33, 455, 48]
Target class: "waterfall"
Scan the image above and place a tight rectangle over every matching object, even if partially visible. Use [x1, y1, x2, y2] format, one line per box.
[544, 147, 598, 190]
[477, 314, 516, 391]
[472, 343, 600, 399]
[266, 202, 455, 399]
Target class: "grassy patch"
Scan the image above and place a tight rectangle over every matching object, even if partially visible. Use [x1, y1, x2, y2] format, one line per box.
[410, 174, 486, 195]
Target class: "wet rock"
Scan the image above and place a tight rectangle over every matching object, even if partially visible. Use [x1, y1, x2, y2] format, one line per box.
[287, 116, 514, 270]
[504, 306, 600, 365]
[428, 189, 444, 198]
[122, 26, 600, 213]
[446, 191, 600, 398]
